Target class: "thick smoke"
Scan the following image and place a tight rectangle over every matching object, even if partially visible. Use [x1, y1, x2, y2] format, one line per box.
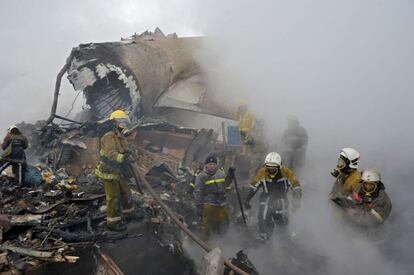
[193, 1, 414, 274]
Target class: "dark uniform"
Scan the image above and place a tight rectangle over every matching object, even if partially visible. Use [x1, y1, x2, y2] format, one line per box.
[194, 167, 233, 236]
[0, 128, 28, 184]
[281, 120, 308, 170]
[245, 166, 302, 239]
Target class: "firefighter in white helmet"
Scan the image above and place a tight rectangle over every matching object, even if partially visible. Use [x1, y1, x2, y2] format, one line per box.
[345, 168, 392, 225]
[329, 148, 361, 202]
[244, 152, 302, 240]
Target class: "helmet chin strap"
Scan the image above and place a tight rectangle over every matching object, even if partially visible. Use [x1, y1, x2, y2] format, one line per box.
[266, 166, 279, 178]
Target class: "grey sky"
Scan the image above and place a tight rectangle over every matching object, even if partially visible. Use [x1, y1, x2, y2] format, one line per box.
[0, 0, 201, 134]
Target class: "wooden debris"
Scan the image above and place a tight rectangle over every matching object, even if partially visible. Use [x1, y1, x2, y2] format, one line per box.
[10, 214, 43, 226]
[0, 244, 53, 259]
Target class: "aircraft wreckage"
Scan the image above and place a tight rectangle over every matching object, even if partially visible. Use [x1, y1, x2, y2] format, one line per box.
[0, 29, 265, 275]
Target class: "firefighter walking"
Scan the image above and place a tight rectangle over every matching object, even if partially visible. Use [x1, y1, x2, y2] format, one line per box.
[95, 110, 135, 231]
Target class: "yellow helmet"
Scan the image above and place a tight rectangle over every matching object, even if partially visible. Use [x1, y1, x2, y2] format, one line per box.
[109, 110, 129, 120]
[238, 100, 248, 108]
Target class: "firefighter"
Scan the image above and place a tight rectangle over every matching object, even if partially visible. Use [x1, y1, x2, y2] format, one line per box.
[194, 154, 235, 237]
[0, 125, 28, 184]
[346, 168, 392, 226]
[95, 110, 135, 231]
[329, 148, 361, 202]
[236, 102, 255, 156]
[281, 115, 308, 171]
[244, 152, 302, 241]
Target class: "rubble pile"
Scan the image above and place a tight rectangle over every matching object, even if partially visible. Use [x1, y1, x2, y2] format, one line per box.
[0, 119, 204, 274]
[0, 170, 120, 273]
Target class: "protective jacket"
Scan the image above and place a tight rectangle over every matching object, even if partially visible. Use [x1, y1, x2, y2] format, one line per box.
[1, 133, 28, 160]
[330, 169, 361, 199]
[237, 109, 255, 133]
[349, 182, 392, 224]
[95, 130, 129, 181]
[194, 168, 232, 207]
[248, 166, 302, 201]
[95, 129, 133, 228]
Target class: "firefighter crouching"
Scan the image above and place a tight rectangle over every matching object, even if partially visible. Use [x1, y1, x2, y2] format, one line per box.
[346, 168, 392, 226]
[329, 147, 361, 202]
[194, 154, 235, 238]
[95, 110, 135, 231]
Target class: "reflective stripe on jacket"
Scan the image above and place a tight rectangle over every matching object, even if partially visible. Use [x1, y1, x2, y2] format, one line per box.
[194, 168, 231, 206]
[1, 133, 28, 160]
[250, 166, 301, 200]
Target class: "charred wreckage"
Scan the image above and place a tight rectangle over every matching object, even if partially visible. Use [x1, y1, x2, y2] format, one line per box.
[0, 29, 258, 275]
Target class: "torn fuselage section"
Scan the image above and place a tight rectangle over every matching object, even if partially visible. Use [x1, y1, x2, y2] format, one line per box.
[67, 43, 141, 121]
[66, 29, 235, 124]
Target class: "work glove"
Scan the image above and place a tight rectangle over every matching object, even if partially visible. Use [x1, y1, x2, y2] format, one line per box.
[292, 188, 302, 213]
[123, 151, 135, 163]
[292, 199, 301, 213]
[292, 188, 302, 200]
[331, 168, 340, 178]
[243, 201, 252, 210]
[227, 166, 236, 181]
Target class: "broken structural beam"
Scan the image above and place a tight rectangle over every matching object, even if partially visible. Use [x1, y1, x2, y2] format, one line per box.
[129, 163, 249, 275]
[10, 214, 43, 226]
[45, 54, 74, 126]
[0, 244, 53, 259]
[35, 227, 126, 243]
[95, 245, 125, 275]
[53, 114, 83, 125]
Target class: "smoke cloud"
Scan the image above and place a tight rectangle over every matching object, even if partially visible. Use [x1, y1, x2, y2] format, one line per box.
[193, 1, 414, 274]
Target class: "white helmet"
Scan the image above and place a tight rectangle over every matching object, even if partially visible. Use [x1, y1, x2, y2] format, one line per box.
[339, 148, 360, 169]
[361, 168, 381, 182]
[264, 152, 282, 167]
[8, 125, 18, 133]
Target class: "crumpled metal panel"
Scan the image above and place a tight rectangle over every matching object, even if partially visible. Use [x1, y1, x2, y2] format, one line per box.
[66, 30, 234, 121]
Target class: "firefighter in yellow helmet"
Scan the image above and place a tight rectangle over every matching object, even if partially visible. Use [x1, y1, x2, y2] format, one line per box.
[345, 168, 392, 225]
[95, 110, 134, 231]
[236, 102, 256, 155]
[193, 154, 235, 238]
[329, 148, 362, 202]
[244, 152, 302, 241]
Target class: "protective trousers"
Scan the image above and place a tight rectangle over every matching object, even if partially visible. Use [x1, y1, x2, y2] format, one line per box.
[0, 159, 26, 184]
[102, 179, 134, 227]
[258, 197, 289, 237]
[202, 204, 229, 237]
[240, 131, 253, 156]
